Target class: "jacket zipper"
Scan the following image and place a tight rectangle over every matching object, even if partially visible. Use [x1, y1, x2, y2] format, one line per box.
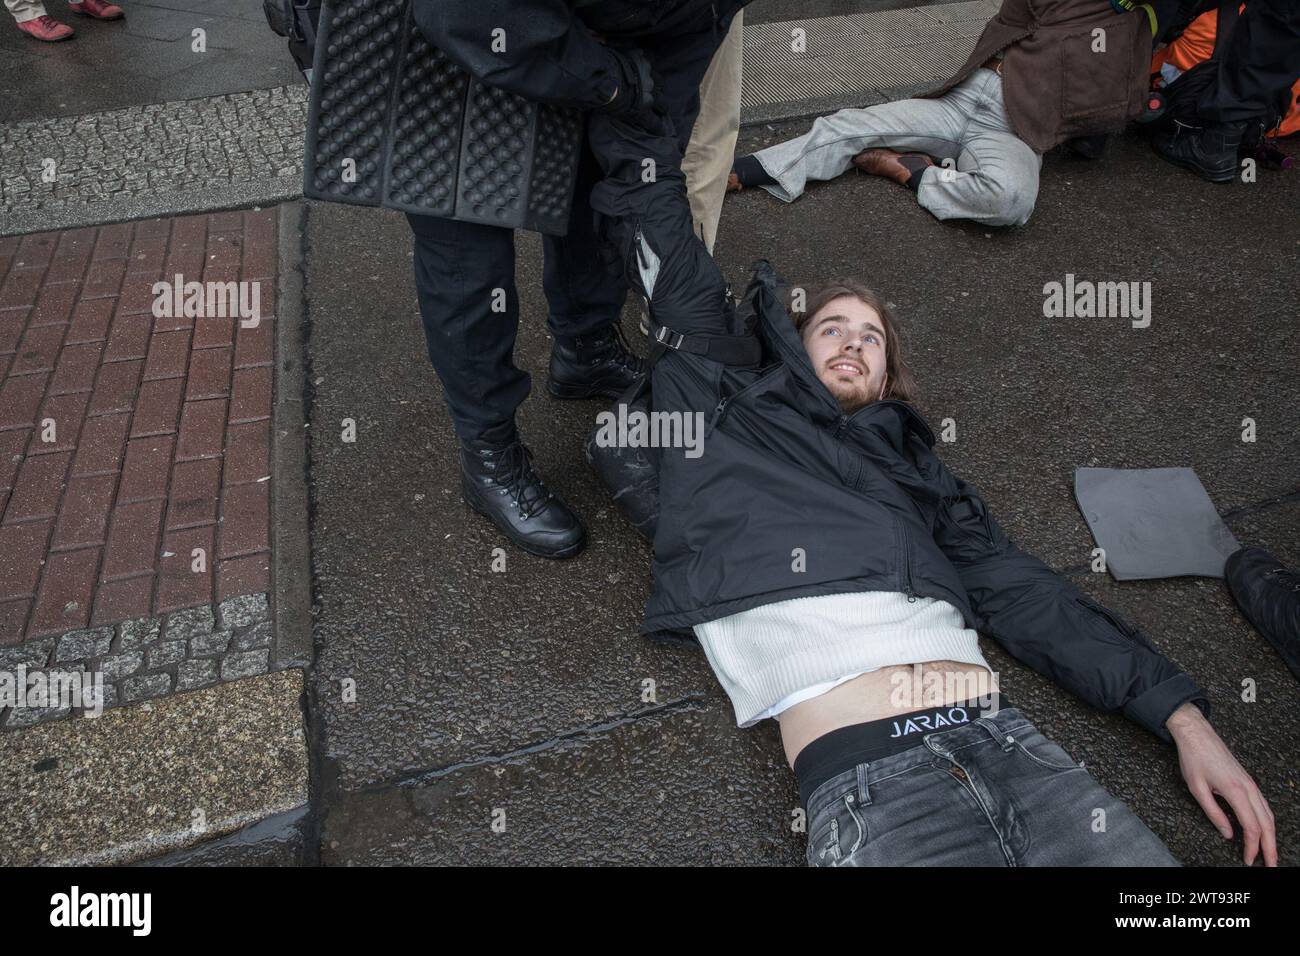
[759, 298, 923, 601]
[710, 396, 730, 433]
[708, 364, 782, 435]
[1077, 596, 1149, 649]
[898, 522, 917, 603]
[833, 413, 849, 440]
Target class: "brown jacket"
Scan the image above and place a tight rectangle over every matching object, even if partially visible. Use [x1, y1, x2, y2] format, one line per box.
[925, 0, 1152, 153]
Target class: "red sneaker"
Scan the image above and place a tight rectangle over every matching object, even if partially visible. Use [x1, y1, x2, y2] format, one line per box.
[16, 15, 74, 41]
[68, 0, 125, 19]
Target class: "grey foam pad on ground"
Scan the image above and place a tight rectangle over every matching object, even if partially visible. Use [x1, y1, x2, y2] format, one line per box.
[304, 0, 584, 235]
[1074, 467, 1240, 581]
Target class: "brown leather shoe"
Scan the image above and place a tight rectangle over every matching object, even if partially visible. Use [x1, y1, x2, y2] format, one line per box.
[16, 15, 74, 40]
[68, 0, 125, 20]
[852, 148, 933, 187]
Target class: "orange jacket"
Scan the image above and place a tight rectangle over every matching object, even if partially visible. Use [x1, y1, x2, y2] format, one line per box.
[1151, 5, 1300, 137]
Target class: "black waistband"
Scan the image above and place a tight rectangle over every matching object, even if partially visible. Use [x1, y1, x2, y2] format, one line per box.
[794, 694, 1011, 810]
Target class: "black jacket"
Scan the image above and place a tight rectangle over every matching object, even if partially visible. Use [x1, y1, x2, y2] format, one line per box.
[585, 107, 1211, 744]
[412, 0, 748, 115]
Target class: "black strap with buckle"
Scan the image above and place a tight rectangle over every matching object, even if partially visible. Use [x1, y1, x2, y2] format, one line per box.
[646, 317, 762, 367]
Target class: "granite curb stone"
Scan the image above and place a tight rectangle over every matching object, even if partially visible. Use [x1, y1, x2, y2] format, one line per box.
[0, 592, 286, 729]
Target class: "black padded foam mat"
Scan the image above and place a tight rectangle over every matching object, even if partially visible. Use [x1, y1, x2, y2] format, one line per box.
[304, 0, 584, 235]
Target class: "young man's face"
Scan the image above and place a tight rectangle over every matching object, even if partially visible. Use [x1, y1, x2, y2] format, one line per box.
[801, 295, 888, 414]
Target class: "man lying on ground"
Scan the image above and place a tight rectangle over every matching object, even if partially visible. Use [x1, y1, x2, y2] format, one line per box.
[726, 0, 1157, 227]
[584, 99, 1277, 866]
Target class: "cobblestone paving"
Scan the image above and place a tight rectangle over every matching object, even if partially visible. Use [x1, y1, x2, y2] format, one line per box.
[0, 86, 307, 234]
[0, 592, 285, 728]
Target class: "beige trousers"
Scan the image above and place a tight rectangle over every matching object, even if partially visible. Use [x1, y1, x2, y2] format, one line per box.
[683, 9, 743, 255]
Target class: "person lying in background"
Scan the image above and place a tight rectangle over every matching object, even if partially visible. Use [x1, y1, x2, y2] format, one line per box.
[725, 0, 1156, 227]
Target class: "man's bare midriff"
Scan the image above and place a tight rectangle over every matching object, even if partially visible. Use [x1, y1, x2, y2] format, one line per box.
[777, 660, 998, 767]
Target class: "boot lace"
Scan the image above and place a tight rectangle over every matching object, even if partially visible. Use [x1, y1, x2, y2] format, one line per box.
[603, 323, 647, 376]
[497, 441, 552, 519]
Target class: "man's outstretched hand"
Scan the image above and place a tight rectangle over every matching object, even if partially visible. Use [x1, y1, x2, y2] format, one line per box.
[1167, 702, 1277, 866]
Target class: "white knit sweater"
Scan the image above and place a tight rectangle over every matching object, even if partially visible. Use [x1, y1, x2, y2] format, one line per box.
[693, 590, 989, 727]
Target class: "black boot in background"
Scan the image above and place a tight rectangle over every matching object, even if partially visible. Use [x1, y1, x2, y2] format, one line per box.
[459, 432, 586, 559]
[1065, 134, 1109, 160]
[1225, 547, 1300, 680]
[548, 323, 647, 400]
[1152, 120, 1247, 183]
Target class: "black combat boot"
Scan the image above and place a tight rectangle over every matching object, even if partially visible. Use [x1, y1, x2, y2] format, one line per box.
[1225, 547, 1300, 681]
[547, 323, 647, 400]
[459, 432, 586, 559]
[1152, 120, 1246, 183]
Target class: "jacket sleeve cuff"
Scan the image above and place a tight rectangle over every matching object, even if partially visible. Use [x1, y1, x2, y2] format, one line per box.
[1123, 672, 1212, 743]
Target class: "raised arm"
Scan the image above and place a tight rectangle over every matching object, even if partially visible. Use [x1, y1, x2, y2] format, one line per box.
[587, 106, 739, 342]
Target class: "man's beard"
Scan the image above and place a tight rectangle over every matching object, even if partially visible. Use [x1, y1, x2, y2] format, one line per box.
[827, 378, 872, 415]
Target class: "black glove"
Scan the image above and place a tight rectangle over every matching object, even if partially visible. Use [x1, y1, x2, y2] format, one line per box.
[598, 47, 656, 115]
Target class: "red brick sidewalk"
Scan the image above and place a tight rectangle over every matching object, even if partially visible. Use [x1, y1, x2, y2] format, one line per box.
[0, 211, 276, 645]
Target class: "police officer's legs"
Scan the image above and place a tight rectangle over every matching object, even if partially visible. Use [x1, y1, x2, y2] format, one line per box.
[682, 8, 744, 255]
[408, 212, 585, 559]
[542, 141, 645, 400]
[408, 213, 527, 442]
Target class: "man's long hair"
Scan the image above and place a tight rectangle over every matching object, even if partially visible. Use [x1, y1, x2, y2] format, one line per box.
[788, 278, 918, 403]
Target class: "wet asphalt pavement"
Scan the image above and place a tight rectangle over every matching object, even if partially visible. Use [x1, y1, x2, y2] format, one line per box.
[0, 0, 302, 125]
[303, 121, 1300, 866]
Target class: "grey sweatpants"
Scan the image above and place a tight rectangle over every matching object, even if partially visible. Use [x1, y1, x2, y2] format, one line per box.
[6, 0, 49, 22]
[749, 68, 1042, 227]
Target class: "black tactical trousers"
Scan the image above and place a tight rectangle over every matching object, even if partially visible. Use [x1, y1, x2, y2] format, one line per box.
[407, 3, 728, 442]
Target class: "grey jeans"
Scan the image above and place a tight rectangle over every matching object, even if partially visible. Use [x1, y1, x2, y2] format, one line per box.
[750, 69, 1042, 227]
[805, 707, 1180, 866]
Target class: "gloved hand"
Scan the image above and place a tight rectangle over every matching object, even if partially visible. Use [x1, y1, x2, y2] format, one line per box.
[598, 46, 657, 116]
